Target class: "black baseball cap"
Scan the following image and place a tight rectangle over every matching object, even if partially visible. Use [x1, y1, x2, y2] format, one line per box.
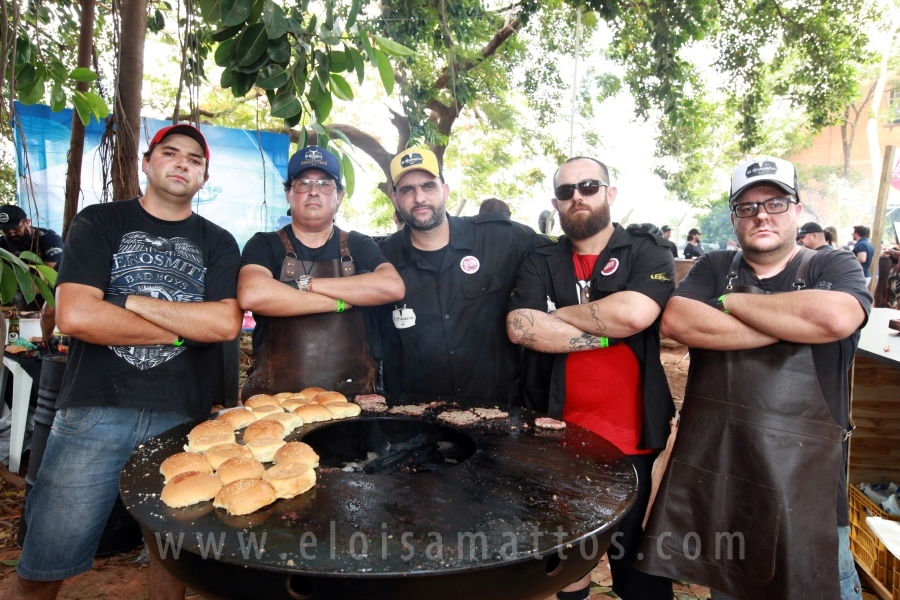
[661, 225, 672, 232]
[796, 222, 823, 239]
[0, 205, 28, 229]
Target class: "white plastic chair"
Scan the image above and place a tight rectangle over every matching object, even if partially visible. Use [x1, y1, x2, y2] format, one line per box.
[0, 356, 34, 473]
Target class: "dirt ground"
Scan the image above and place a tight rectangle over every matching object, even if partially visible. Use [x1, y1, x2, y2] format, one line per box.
[0, 345, 870, 599]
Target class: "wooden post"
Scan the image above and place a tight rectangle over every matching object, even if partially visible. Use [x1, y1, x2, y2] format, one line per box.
[869, 145, 895, 296]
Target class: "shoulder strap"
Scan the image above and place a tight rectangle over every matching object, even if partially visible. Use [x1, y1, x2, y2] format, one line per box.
[725, 251, 742, 292]
[339, 230, 356, 276]
[276, 227, 296, 258]
[792, 247, 814, 290]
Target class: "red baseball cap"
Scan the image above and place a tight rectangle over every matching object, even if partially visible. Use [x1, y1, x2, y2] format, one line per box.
[149, 124, 210, 160]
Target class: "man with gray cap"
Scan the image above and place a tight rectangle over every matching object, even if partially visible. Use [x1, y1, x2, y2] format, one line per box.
[375, 148, 546, 405]
[797, 222, 831, 251]
[660, 225, 678, 257]
[238, 145, 404, 398]
[637, 156, 871, 600]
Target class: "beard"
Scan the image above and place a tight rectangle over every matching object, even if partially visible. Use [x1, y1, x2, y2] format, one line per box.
[6, 229, 32, 250]
[399, 199, 447, 231]
[559, 199, 611, 240]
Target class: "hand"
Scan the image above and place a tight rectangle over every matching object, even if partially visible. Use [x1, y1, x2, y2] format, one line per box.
[45, 335, 63, 352]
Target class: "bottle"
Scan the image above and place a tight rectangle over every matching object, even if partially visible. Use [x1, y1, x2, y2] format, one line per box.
[7, 308, 19, 344]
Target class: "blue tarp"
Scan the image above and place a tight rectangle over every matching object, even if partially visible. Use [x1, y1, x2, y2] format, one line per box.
[12, 102, 290, 249]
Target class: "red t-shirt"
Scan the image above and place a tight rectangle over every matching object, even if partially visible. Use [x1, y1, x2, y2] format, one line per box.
[563, 252, 651, 455]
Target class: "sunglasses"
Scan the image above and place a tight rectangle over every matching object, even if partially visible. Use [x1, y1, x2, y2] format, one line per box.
[554, 179, 608, 201]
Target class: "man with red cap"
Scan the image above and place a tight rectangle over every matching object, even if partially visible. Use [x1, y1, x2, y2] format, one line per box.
[5, 124, 243, 600]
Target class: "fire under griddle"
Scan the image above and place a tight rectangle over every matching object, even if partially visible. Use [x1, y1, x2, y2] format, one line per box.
[120, 394, 637, 600]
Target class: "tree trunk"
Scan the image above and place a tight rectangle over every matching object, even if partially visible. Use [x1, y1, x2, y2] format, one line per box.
[111, 0, 147, 201]
[62, 0, 96, 239]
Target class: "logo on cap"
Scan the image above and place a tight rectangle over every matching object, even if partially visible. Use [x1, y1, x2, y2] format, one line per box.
[745, 160, 778, 178]
[400, 153, 424, 168]
[305, 149, 324, 162]
[0, 214, 8, 224]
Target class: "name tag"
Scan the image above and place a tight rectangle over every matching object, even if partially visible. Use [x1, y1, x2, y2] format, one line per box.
[392, 305, 417, 329]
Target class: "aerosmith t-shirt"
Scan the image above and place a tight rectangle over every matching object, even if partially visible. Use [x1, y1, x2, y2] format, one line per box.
[55, 198, 240, 417]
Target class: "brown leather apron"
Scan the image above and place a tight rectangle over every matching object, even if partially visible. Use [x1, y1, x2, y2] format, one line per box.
[636, 249, 846, 600]
[242, 228, 377, 398]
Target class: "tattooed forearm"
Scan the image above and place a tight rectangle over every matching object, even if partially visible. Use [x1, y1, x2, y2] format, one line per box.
[508, 316, 538, 349]
[569, 332, 603, 351]
[514, 308, 534, 325]
[589, 303, 606, 335]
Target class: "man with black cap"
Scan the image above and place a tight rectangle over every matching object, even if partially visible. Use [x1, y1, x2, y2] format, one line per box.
[5, 124, 243, 600]
[660, 225, 678, 257]
[797, 222, 831, 251]
[636, 156, 871, 600]
[0, 204, 65, 343]
[375, 148, 546, 405]
[238, 146, 404, 398]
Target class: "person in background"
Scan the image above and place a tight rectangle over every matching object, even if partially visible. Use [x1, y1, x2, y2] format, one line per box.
[824, 225, 840, 249]
[375, 148, 547, 406]
[478, 197, 512, 218]
[796, 222, 832, 251]
[392, 209, 406, 231]
[4, 124, 243, 600]
[507, 156, 675, 600]
[0, 205, 64, 348]
[851, 225, 875, 285]
[637, 155, 870, 600]
[683, 227, 705, 259]
[660, 225, 678, 257]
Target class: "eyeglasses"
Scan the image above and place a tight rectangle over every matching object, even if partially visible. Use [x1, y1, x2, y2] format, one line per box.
[554, 179, 608, 201]
[291, 179, 336, 194]
[731, 197, 797, 218]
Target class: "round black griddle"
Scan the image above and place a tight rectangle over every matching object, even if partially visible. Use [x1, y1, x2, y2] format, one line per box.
[120, 395, 637, 600]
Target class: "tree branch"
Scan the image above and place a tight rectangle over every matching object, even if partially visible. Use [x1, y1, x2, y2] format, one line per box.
[432, 15, 522, 91]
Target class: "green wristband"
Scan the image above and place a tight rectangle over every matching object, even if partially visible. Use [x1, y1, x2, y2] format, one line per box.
[717, 294, 729, 314]
[600, 337, 609, 348]
[173, 336, 185, 347]
[336, 299, 345, 313]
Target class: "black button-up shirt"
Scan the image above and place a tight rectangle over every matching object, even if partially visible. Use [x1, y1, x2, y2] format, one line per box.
[374, 213, 547, 404]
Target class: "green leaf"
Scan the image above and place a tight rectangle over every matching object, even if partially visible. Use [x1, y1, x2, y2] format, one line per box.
[231, 72, 255, 97]
[262, 0, 288, 39]
[214, 39, 235, 67]
[373, 35, 414, 57]
[342, 153, 355, 197]
[247, 0, 264, 25]
[15, 64, 37, 88]
[310, 122, 327, 136]
[329, 73, 353, 101]
[33, 276, 54, 308]
[48, 59, 67, 83]
[284, 111, 302, 128]
[348, 47, 365, 85]
[266, 36, 290, 64]
[256, 64, 289, 89]
[17, 252, 43, 265]
[375, 49, 394, 96]
[211, 24, 242, 42]
[0, 559, 17, 567]
[360, 33, 376, 66]
[346, 0, 361, 29]
[19, 77, 45, 106]
[84, 91, 109, 119]
[12, 263, 35, 304]
[72, 91, 92, 124]
[221, 0, 253, 27]
[220, 66, 237, 88]
[329, 48, 347, 72]
[329, 127, 352, 147]
[232, 51, 269, 74]
[69, 67, 97, 82]
[49, 83, 66, 112]
[197, 0, 222, 21]
[298, 126, 307, 149]
[234, 23, 268, 66]
[311, 89, 332, 121]
[271, 89, 302, 118]
[35, 265, 57, 286]
[0, 263, 18, 305]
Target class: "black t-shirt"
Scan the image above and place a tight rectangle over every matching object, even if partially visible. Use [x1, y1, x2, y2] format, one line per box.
[683, 242, 705, 259]
[667, 239, 678, 258]
[55, 198, 241, 418]
[675, 249, 872, 526]
[240, 225, 389, 353]
[0, 226, 64, 264]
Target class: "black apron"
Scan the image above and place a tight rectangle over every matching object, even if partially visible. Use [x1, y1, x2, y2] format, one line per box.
[242, 229, 377, 398]
[636, 249, 846, 600]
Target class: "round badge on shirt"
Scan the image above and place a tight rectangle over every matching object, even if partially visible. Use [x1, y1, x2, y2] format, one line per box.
[460, 256, 480, 274]
[601, 258, 619, 276]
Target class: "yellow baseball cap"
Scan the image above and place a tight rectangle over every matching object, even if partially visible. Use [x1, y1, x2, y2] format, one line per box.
[390, 148, 442, 187]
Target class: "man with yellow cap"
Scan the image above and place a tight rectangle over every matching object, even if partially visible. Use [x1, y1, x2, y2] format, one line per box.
[374, 148, 547, 405]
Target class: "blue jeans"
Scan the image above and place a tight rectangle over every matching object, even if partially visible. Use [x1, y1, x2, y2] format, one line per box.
[711, 525, 862, 600]
[17, 406, 191, 581]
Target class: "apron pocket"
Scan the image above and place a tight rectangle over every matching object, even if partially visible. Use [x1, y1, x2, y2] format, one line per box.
[660, 459, 781, 582]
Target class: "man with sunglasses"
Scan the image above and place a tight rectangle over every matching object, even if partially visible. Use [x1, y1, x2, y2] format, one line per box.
[238, 146, 405, 398]
[375, 148, 546, 405]
[636, 156, 871, 600]
[506, 156, 676, 600]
